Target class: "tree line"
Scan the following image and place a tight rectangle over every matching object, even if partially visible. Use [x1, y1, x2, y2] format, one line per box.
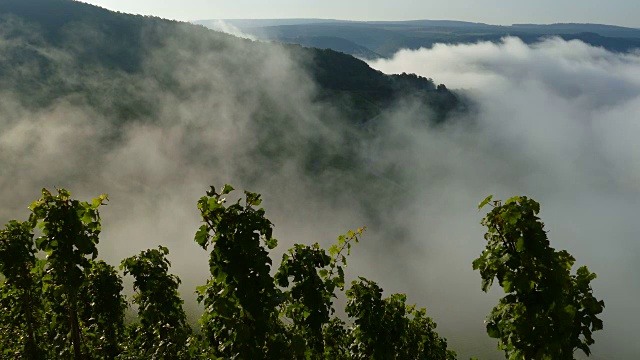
[0, 187, 603, 359]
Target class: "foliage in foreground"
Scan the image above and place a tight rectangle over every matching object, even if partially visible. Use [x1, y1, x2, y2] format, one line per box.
[473, 196, 605, 360]
[0, 188, 605, 359]
[0, 186, 456, 359]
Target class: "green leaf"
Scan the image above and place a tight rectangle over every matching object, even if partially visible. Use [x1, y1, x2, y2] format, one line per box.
[207, 198, 221, 211]
[505, 196, 521, 205]
[481, 277, 492, 292]
[479, 195, 493, 209]
[81, 210, 94, 224]
[564, 305, 577, 319]
[265, 237, 278, 249]
[487, 322, 500, 338]
[91, 196, 104, 208]
[35, 236, 46, 249]
[503, 280, 512, 293]
[195, 225, 209, 248]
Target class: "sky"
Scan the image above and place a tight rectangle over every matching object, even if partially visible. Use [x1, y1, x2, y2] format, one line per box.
[81, 0, 640, 28]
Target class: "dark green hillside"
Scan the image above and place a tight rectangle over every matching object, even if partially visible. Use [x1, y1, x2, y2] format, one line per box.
[0, 0, 160, 72]
[0, 0, 460, 219]
[0, 0, 459, 125]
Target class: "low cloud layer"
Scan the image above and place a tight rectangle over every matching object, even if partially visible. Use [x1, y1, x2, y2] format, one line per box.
[1, 24, 638, 359]
[369, 37, 640, 359]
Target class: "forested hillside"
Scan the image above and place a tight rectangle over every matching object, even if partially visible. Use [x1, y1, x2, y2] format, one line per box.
[0, 0, 459, 123]
[0, 0, 463, 228]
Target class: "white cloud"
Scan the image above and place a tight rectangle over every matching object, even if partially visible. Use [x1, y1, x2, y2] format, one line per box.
[368, 37, 640, 359]
[199, 20, 257, 40]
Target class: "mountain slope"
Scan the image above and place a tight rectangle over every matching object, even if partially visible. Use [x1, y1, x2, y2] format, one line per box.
[0, 0, 459, 124]
[0, 0, 463, 216]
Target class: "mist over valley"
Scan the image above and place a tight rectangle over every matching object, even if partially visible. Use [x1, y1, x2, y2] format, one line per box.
[1, 0, 639, 358]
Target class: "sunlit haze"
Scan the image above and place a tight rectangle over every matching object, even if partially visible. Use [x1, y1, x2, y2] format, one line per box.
[81, 0, 640, 27]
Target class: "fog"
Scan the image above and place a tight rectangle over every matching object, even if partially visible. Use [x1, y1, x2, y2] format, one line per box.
[1, 20, 638, 359]
[0, 19, 370, 331]
[369, 37, 640, 358]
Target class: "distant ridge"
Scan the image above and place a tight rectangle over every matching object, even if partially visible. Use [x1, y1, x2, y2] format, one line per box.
[194, 19, 350, 28]
[197, 18, 640, 32]
[510, 22, 640, 38]
[196, 18, 640, 58]
[513, 22, 637, 29]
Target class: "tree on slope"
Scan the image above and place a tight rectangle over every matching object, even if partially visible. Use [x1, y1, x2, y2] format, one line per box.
[120, 246, 192, 359]
[474, 196, 604, 359]
[194, 184, 456, 359]
[0, 185, 457, 359]
[29, 188, 109, 359]
[0, 220, 43, 359]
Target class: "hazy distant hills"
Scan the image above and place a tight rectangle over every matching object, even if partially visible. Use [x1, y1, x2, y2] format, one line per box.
[195, 19, 640, 58]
